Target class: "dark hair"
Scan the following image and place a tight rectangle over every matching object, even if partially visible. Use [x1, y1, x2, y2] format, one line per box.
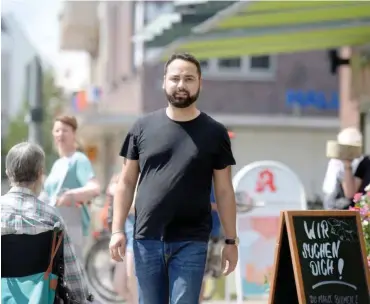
[164, 53, 202, 76]
[54, 115, 78, 131]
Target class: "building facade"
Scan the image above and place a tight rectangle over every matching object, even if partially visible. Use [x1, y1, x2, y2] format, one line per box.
[60, 1, 347, 198]
[1, 15, 41, 185]
[1, 15, 39, 126]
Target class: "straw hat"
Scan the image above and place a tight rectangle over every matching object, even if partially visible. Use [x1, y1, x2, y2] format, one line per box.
[337, 127, 362, 147]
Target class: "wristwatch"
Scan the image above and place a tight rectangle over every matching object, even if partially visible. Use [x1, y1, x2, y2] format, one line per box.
[225, 237, 239, 246]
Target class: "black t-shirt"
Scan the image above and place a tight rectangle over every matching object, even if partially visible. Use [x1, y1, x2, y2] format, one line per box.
[354, 156, 370, 194]
[120, 109, 236, 242]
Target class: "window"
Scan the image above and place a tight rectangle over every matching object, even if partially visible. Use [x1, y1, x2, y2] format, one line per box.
[199, 55, 275, 80]
[218, 57, 241, 69]
[250, 55, 270, 69]
[199, 60, 209, 70]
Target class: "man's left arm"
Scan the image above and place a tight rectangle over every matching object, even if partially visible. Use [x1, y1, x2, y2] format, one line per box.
[213, 166, 237, 239]
[212, 126, 237, 239]
[212, 126, 237, 275]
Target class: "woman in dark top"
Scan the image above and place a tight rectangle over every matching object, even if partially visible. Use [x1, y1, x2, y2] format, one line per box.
[342, 156, 370, 202]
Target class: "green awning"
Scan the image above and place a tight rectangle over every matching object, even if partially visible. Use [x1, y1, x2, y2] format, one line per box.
[160, 1, 370, 60]
[195, 1, 370, 32]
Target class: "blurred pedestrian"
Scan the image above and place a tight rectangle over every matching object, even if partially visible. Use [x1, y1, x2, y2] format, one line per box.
[106, 173, 138, 303]
[41, 115, 100, 261]
[199, 184, 221, 302]
[109, 53, 238, 304]
[1, 142, 92, 303]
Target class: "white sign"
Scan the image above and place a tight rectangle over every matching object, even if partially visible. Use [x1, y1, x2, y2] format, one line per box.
[228, 161, 307, 303]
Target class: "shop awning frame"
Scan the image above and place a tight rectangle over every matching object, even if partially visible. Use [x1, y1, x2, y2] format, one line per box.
[134, 1, 235, 47]
[193, 1, 370, 33]
[157, 0, 370, 60]
[158, 19, 370, 60]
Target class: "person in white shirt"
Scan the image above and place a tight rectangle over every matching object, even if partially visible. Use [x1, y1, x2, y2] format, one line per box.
[322, 158, 363, 195]
[322, 127, 364, 209]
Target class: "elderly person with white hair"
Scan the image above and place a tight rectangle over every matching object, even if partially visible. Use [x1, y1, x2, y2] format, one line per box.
[0, 142, 92, 303]
[323, 127, 369, 209]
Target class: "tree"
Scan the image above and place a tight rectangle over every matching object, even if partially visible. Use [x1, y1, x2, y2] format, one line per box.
[1, 68, 65, 176]
[2, 99, 29, 151]
[1, 101, 29, 179]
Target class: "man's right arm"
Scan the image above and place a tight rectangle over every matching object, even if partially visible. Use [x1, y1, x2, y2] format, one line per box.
[111, 159, 139, 233]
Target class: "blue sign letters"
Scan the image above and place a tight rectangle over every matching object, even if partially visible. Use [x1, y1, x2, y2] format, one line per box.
[285, 90, 339, 110]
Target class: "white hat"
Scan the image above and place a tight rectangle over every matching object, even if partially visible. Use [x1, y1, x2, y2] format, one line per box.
[337, 127, 362, 146]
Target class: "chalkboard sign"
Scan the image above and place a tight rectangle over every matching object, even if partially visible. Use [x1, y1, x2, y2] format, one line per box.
[269, 211, 370, 304]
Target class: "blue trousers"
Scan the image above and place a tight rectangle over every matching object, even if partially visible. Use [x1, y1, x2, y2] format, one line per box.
[133, 240, 208, 304]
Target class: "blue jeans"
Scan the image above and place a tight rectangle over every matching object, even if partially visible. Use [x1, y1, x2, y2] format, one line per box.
[133, 240, 208, 304]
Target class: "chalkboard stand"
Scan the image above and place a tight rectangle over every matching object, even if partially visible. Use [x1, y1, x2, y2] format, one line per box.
[269, 211, 300, 304]
[268, 210, 370, 304]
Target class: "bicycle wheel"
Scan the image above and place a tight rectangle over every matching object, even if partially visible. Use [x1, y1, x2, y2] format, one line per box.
[85, 236, 125, 303]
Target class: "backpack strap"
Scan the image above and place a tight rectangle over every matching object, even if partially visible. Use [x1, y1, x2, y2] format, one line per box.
[44, 230, 64, 280]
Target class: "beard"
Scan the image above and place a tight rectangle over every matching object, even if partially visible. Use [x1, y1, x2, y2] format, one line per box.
[165, 88, 200, 109]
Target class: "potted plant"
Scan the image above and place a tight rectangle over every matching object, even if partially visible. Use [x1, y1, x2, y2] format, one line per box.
[350, 185, 370, 269]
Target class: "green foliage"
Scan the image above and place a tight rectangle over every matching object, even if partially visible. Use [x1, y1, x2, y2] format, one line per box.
[3, 104, 29, 152]
[1, 102, 29, 179]
[2, 68, 64, 174]
[351, 189, 370, 269]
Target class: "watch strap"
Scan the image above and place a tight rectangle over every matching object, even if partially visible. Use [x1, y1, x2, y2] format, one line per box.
[225, 238, 237, 245]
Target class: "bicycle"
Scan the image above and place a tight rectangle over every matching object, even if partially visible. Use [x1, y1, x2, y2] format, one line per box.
[84, 194, 126, 304]
[235, 190, 263, 213]
[202, 191, 257, 301]
[85, 228, 125, 304]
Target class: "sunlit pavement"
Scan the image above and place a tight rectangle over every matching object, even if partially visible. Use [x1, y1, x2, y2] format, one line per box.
[90, 299, 267, 304]
[204, 301, 267, 304]
[90, 300, 267, 304]
[91, 298, 268, 304]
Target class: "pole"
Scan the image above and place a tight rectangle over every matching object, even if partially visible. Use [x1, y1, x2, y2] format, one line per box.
[26, 56, 43, 145]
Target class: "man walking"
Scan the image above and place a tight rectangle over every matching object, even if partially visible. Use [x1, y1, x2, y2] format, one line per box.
[109, 53, 238, 304]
